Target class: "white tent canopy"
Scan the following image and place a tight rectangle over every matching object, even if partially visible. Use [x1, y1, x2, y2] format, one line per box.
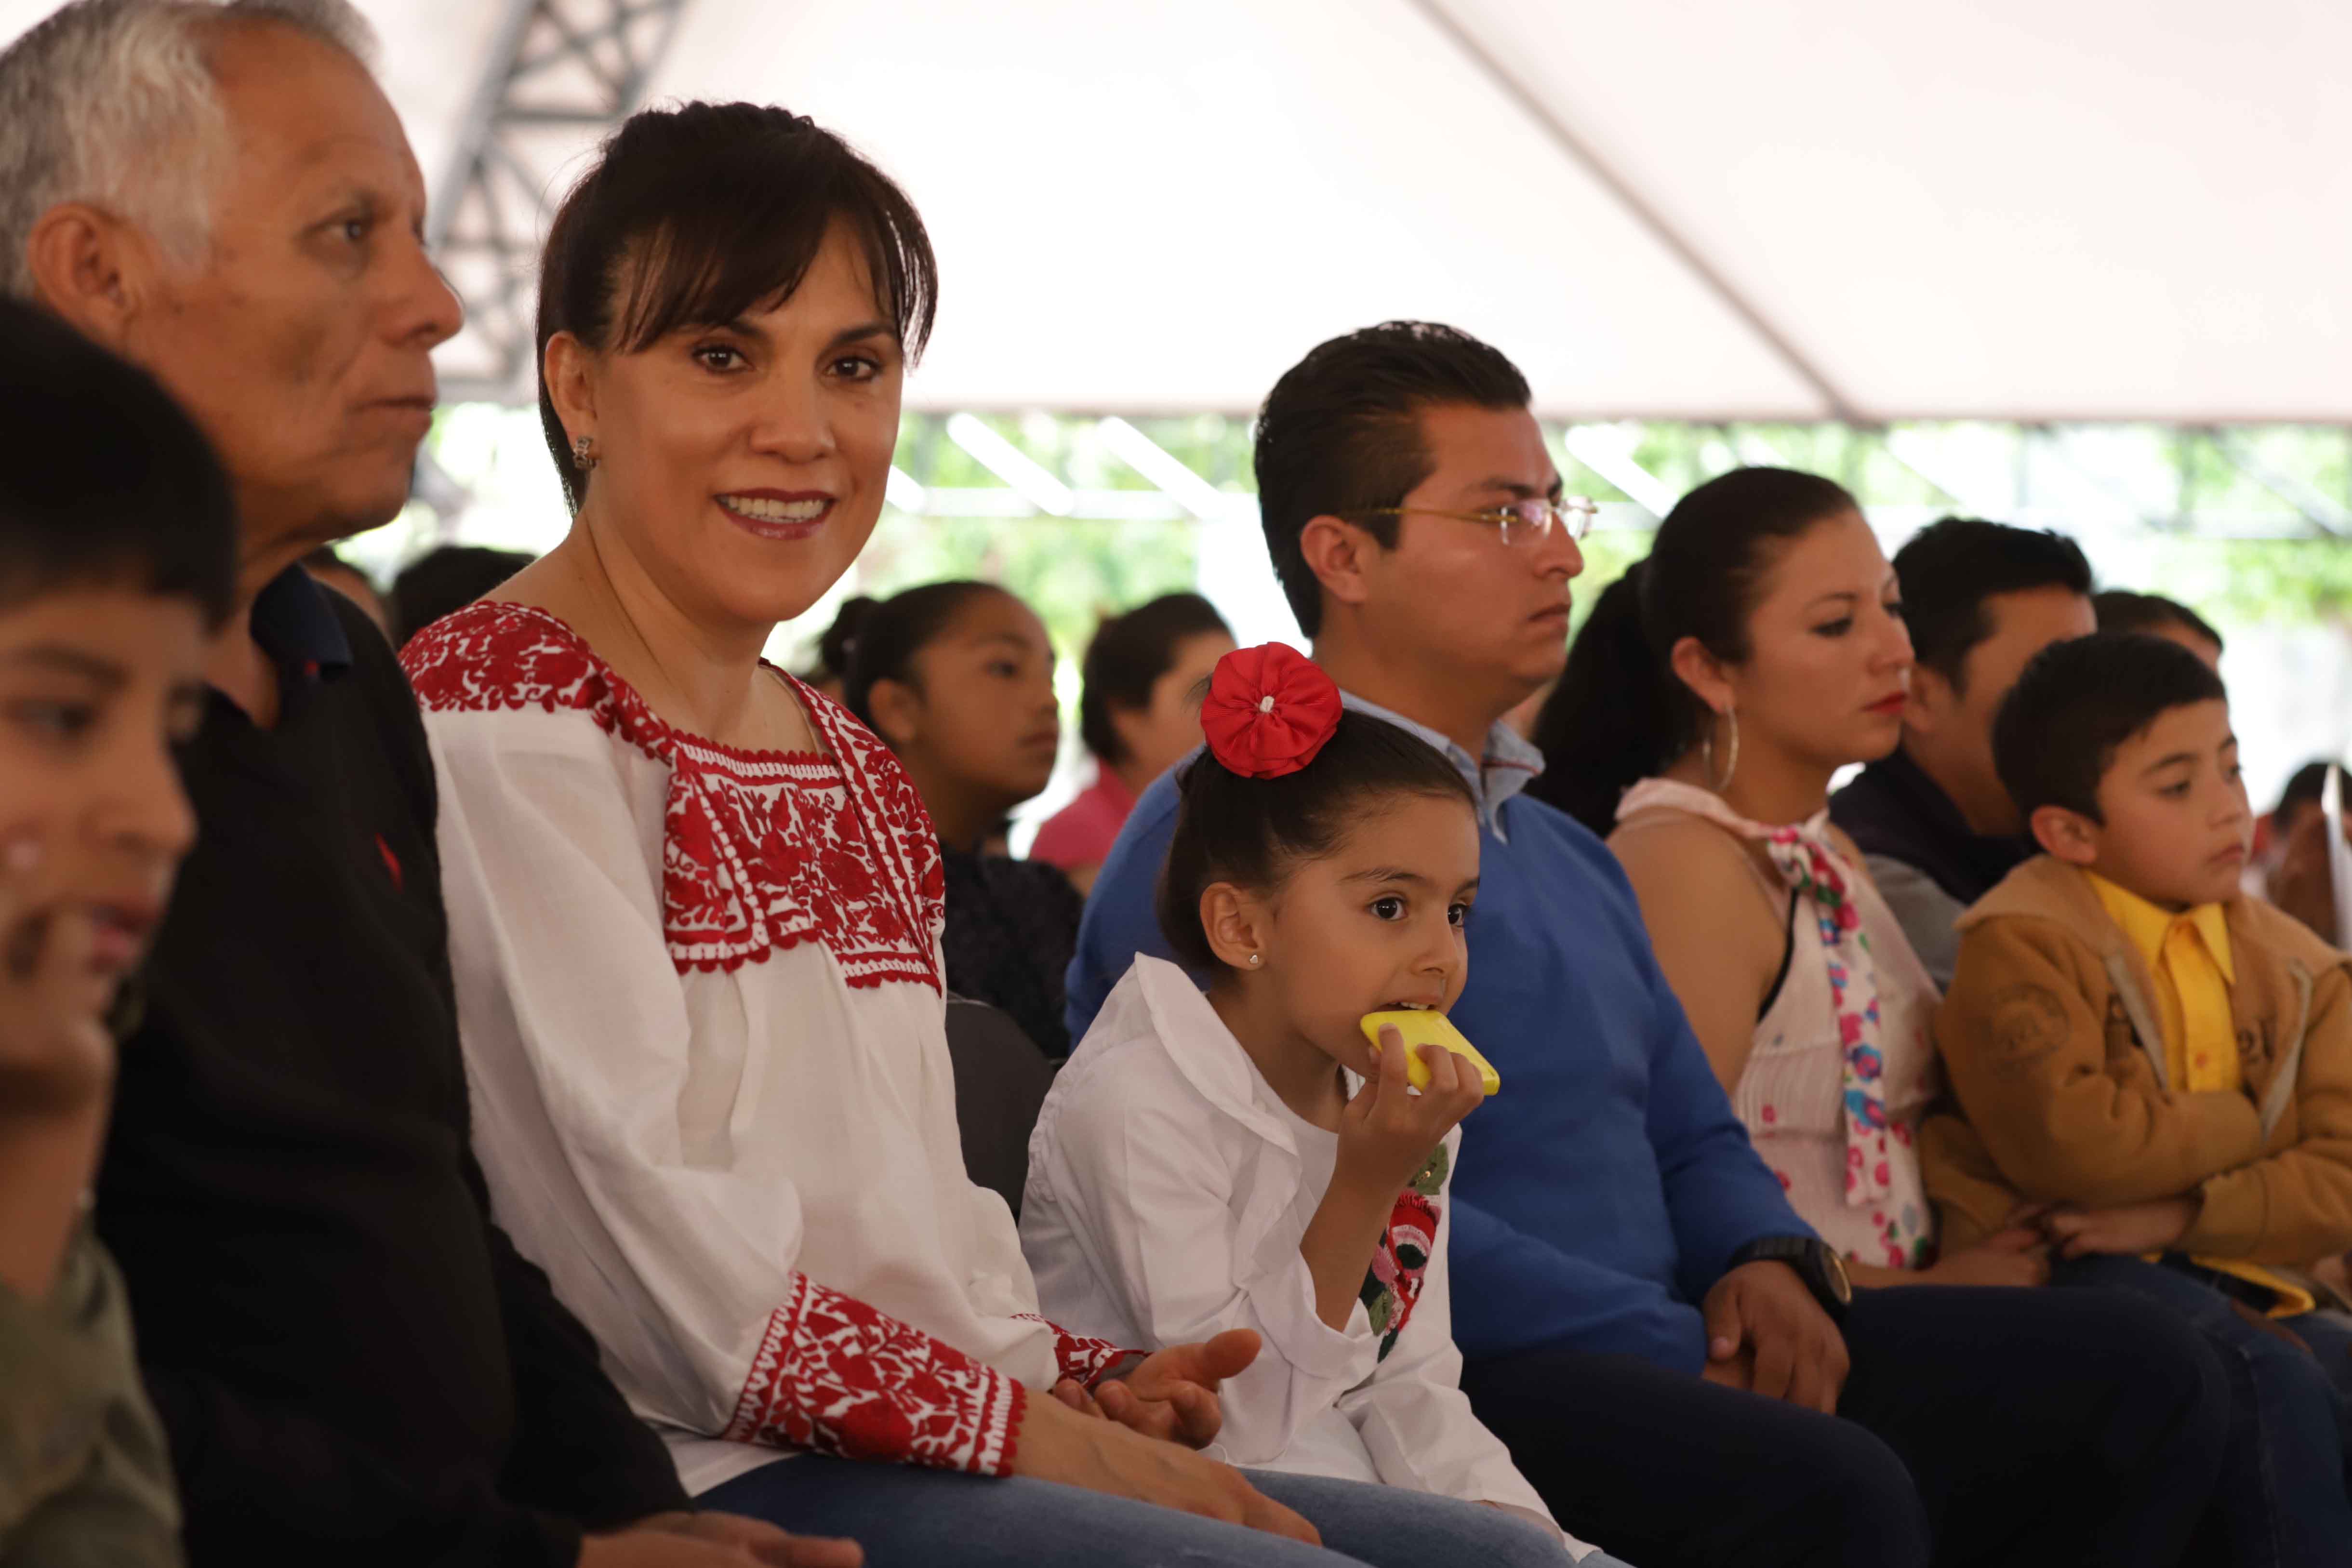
[3, 0, 2347, 423]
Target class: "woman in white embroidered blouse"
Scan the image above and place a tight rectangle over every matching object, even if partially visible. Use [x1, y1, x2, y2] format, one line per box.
[1526, 468, 2050, 1290]
[403, 101, 1571, 1568]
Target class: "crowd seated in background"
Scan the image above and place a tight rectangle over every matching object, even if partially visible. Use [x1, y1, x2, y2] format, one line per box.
[1029, 592, 1235, 894]
[1070, 323, 2229, 1568]
[389, 543, 536, 647]
[1928, 631, 2352, 1565]
[2094, 588, 2226, 671]
[2258, 758, 2352, 941]
[0, 297, 233, 1568]
[2259, 759, 2333, 894]
[1530, 461, 2352, 1556]
[1820, 517, 2096, 987]
[824, 582, 1086, 1056]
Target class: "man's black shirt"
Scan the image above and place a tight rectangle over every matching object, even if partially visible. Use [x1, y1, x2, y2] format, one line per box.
[96, 571, 685, 1564]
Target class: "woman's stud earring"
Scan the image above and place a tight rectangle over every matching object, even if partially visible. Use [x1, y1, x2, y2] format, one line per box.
[572, 433, 599, 472]
[1248, 953, 1262, 967]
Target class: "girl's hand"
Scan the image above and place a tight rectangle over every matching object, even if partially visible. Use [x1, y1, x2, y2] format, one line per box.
[1087, 1328, 1261, 1449]
[1918, 1226, 2050, 1288]
[2041, 1197, 2199, 1259]
[1334, 1025, 1485, 1197]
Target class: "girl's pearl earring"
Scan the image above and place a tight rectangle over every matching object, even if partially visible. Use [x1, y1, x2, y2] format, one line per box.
[1248, 953, 1262, 967]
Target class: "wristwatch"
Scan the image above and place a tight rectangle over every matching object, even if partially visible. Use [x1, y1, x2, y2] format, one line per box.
[1727, 1236, 1852, 1324]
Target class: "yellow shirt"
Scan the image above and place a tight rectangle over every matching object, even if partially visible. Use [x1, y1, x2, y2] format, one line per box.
[2085, 872, 2239, 1092]
[2085, 870, 2312, 1315]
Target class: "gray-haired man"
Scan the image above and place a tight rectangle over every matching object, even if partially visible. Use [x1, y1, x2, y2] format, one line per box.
[1, 5, 855, 1564]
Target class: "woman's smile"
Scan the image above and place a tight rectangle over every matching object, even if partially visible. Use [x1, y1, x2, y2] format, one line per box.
[716, 488, 836, 541]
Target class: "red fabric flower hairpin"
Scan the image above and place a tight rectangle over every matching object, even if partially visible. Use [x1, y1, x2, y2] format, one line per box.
[1199, 643, 1343, 779]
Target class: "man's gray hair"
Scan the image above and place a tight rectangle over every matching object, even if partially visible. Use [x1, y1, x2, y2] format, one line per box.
[0, 0, 378, 299]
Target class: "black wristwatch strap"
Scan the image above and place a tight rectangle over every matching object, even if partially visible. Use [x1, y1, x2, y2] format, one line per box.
[1726, 1235, 1850, 1324]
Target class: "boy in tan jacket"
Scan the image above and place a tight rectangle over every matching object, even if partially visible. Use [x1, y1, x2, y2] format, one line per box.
[1926, 630, 2352, 1566]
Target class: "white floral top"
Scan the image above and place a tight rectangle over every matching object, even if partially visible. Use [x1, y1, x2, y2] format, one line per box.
[1616, 779, 1940, 1270]
[403, 602, 1135, 1494]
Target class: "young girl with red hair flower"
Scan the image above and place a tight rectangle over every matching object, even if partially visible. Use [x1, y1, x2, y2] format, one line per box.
[1022, 645, 1619, 1565]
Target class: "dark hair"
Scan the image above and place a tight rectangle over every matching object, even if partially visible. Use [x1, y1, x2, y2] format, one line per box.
[1992, 632, 2228, 823]
[1891, 518, 2093, 692]
[1078, 593, 1232, 765]
[390, 545, 536, 645]
[1528, 467, 1859, 835]
[0, 297, 234, 626]
[536, 102, 938, 509]
[1253, 322, 1530, 638]
[830, 581, 1007, 730]
[2093, 590, 2224, 656]
[2275, 760, 2334, 823]
[1156, 712, 1475, 971]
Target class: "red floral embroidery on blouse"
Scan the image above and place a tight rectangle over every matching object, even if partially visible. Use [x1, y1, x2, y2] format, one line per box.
[723, 1274, 1023, 1473]
[1363, 1192, 1441, 1360]
[403, 603, 944, 989]
[1014, 1312, 1143, 1388]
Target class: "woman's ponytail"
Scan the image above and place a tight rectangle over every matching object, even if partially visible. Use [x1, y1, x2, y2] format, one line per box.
[1527, 564, 1691, 836]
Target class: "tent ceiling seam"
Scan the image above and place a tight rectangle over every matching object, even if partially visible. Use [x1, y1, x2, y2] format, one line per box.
[1403, 0, 1863, 425]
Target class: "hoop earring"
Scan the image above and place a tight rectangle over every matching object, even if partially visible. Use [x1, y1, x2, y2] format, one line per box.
[1701, 706, 1741, 792]
[572, 433, 599, 472]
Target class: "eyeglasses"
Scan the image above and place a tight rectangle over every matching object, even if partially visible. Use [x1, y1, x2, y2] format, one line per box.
[1346, 496, 1598, 547]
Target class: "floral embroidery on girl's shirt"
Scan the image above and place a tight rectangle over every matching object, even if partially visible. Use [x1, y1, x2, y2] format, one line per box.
[1360, 1143, 1448, 1360]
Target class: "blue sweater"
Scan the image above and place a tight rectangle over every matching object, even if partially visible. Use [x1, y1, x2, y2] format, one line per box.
[1066, 770, 1810, 1372]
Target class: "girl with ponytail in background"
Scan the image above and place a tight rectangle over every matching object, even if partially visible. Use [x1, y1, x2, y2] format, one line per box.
[822, 581, 1083, 1054]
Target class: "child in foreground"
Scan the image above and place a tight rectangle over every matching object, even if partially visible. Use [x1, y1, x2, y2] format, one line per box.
[0, 299, 234, 1562]
[1924, 630, 2352, 1567]
[1021, 644, 1619, 1567]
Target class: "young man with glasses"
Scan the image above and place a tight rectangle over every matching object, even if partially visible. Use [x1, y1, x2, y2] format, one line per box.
[1067, 322, 2228, 1568]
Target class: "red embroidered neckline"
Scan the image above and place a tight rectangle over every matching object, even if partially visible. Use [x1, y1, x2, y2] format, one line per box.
[403, 601, 944, 989]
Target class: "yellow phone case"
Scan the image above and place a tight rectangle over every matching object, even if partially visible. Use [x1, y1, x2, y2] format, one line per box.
[1358, 1010, 1502, 1096]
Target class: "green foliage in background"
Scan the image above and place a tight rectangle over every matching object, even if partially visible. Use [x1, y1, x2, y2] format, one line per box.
[2150, 537, 2352, 629]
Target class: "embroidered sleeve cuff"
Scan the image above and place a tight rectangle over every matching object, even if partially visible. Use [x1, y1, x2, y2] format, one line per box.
[723, 1274, 1023, 1475]
[1018, 1313, 1146, 1388]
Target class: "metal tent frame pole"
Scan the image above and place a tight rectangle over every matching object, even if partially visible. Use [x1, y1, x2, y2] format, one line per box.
[428, 0, 694, 404]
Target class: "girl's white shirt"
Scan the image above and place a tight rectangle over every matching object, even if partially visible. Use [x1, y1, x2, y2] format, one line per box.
[1022, 957, 1581, 1552]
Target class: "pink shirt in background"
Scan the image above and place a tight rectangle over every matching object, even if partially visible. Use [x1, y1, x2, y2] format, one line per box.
[1031, 766, 1139, 870]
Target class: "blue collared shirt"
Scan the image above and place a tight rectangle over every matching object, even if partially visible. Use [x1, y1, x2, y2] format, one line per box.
[1337, 691, 1542, 839]
[249, 565, 355, 694]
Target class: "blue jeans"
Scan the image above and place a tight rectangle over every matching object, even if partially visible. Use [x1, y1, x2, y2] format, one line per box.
[1467, 1283, 2227, 1568]
[698, 1451, 1619, 1568]
[2053, 1254, 2352, 1568]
